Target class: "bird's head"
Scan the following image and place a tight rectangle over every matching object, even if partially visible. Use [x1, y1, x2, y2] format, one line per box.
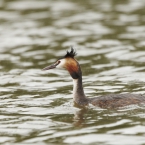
[42, 47, 81, 79]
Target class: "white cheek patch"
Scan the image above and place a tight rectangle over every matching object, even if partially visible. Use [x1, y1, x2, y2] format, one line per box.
[56, 59, 66, 69]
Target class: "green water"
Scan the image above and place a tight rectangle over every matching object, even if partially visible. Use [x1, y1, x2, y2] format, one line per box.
[0, 0, 145, 144]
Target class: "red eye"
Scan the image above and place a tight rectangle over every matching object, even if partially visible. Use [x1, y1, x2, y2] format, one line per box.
[57, 60, 61, 64]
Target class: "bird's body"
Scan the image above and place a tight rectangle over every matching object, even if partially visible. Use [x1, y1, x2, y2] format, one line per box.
[89, 93, 145, 109]
[43, 47, 145, 109]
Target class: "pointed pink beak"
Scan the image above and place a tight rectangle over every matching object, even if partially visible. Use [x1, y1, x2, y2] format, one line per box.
[42, 64, 56, 70]
[42, 61, 60, 71]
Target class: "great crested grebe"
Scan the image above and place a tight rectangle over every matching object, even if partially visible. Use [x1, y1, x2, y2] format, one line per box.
[43, 47, 145, 109]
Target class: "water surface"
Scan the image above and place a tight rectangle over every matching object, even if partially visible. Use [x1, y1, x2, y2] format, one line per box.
[0, 0, 145, 144]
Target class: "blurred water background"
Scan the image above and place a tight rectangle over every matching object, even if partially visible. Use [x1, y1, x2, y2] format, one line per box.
[0, 0, 145, 144]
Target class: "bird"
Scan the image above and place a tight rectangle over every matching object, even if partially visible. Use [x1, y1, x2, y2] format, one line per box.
[42, 47, 145, 109]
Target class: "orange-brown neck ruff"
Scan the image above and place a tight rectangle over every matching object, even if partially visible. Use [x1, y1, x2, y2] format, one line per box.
[65, 58, 81, 79]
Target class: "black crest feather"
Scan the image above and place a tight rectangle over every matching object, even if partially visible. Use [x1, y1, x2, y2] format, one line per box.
[64, 46, 77, 58]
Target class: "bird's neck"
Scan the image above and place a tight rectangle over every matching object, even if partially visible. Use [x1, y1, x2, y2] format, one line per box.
[66, 60, 88, 106]
[72, 75, 88, 106]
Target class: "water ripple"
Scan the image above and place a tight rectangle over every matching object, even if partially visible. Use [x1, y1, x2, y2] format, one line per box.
[0, 0, 145, 144]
